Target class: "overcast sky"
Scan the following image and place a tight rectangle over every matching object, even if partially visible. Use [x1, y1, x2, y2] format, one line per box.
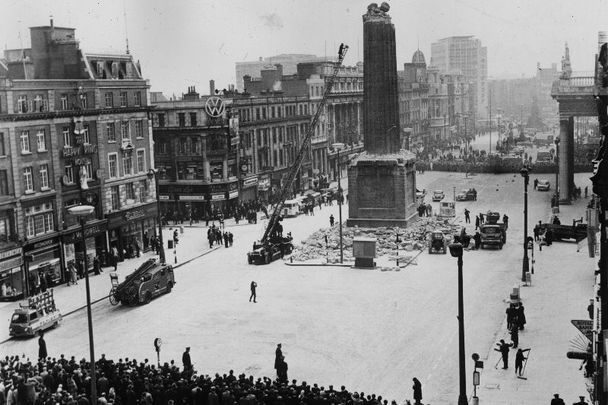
[3, 0, 608, 95]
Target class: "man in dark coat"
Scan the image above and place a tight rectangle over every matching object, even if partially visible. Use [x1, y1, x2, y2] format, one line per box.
[515, 348, 531, 377]
[464, 209, 470, 223]
[516, 303, 526, 330]
[550, 394, 565, 405]
[412, 378, 422, 405]
[249, 281, 257, 303]
[510, 324, 519, 349]
[274, 344, 282, 376]
[38, 331, 47, 360]
[475, 215, 480, 230]
[495, 339, 513, 369]
[276, 356, 288, 383]
[182, 347, 192, 373]
[506, 304, 516, 330]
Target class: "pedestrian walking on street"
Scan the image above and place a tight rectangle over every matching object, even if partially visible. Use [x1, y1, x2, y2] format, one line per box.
[228, 232, 233, 247]
[514, 348, 530, 376]
[464, 209, 470, 223]
[533, 178, 538, 190]
[573, 396, 589, 405]
[475, 215, 480, 230]
[503, 214, 509, 230]
[38, 331, 47, 361]
[495, 339, 513, 369]
[551, 394, 566, 405]
[223, 232, 229, 248]
[510, 324, 519, 348]
[329, 214, 335, 227]
[506, 304, 516, 330]
[516, 303, 526, 330]
[274, 344, 283, 377]
[412, 378, 422, 405]
[249, 281, 257, 303]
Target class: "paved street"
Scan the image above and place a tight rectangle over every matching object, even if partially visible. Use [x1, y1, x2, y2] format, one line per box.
[0, 171, 595, 404]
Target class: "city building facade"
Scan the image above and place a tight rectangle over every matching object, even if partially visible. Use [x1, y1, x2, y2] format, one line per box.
[0, 20, 156, 299]
[430, 36, 487, 125]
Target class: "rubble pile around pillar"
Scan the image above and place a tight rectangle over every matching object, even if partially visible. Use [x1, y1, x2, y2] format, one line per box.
[290, 217, 461, 264]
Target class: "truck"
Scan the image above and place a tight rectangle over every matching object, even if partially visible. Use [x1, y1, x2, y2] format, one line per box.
[480, 211, 507, 249]
[9, 289, 62, 338]
[247, 234, 294, 265]
[111, 258, 175, 306]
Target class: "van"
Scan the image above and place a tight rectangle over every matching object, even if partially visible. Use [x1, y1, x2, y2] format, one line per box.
[281, 199, 302, 217]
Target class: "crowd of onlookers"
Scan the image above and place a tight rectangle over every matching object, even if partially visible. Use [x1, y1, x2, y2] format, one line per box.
[0, 353, 405, 405]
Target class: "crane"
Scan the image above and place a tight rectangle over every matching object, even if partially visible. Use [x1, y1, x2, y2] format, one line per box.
[247, 44, 349, 264]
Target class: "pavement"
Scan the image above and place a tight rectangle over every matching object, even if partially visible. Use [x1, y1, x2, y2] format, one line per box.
[475, 172, 595, 404]
[0, 224, 225, 343]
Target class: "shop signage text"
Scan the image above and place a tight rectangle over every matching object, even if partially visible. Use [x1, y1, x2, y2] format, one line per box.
[0, 248, 22, 260]
[64, 224, 106, 245]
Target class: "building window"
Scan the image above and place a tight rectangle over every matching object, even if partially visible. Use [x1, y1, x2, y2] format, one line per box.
[178, 113, 186, 127]
[0, 132, 6, 156]
[125, 183, 135, 200]
[17, 96, 28, 113]
[82, 125, 90, 144]
[134, 120, 143, 138]
[120, 92, 128, 107]
[36, 130, 46, 152]
[111, 186, 120, 210]
[108, 153, 118, 178]
[79, 93, 88, 109]
[139, 180, 147, 203]
[134, 91, 142, 106]
[60, 94, 68, 110]
[60, 127, 70, 147]
[23, 167, 34, 192]
[262, 108, 267, 119]
[106, 122, 116, 142]
[105, 92, 113, 108]
[121, 121, 130, 142]
[136, 149, 145, 173]
[0, 171, 7, 195]
[64, 165, 74, 184]
[40, 164, 49, 189]
[20, 131, 30, 153]
[123, 155, 133, 176]
[25, 203, 54, 238]
[190, 112, 197, 126]
[33, 95, 43, 112]
[157, 113, 165, 127]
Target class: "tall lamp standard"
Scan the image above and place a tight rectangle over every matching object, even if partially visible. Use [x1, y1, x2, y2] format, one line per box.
[554, 137, 560, 211]
[147, 169, 166, 263]
[335, 146, 344, 263]
[448, 242, 468, 405]
[520, 167, 530, 281]
[67, 205, 97, 405]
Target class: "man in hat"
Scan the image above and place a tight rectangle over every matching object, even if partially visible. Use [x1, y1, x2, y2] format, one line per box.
[38, 331, 47, 361]
[550, 393, 565, 405]
[274, 344, 282, 376]
[249, 281, 257, 303]
[494, 339, 512, 369]
[574, 396, 588, 405]
[182, 347, 192, 373]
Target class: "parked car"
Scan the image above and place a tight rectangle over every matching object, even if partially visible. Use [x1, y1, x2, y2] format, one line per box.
[432, 190, 445, 201]
[537, 179, 550, 191]
[455, 188, 477, 201]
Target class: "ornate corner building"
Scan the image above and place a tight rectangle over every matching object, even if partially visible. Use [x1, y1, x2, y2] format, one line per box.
[0, 20, 157, 299]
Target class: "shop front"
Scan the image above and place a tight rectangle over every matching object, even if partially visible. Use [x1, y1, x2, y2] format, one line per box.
[62, 219, 107, 273]
[23, 235, 62, 293]
[258, 175, 270, 201]
[106, 203, 158, 261]
[240, 176, 258, 202]
[0, 247, 23, 301]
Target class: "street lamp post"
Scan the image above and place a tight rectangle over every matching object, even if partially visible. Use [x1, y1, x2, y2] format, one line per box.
[554, 137, 560, 211]
[67, 204, 97, 405]
[336, 149, 344, 263]
[449, 242, 468, 405]
[147, 169, 166, 263]
[520, 167, 530, 281]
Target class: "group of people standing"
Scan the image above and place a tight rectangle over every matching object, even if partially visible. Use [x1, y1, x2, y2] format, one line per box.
[207, 225, 234, 248]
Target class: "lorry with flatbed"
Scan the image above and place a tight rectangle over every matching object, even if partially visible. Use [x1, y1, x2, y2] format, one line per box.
[480, 211, 507, 249]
